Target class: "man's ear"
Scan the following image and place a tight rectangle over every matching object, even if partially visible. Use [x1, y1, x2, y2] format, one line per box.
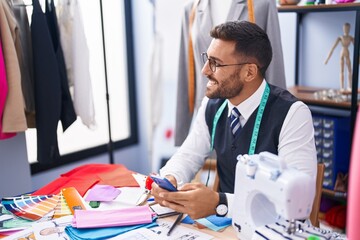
[244, 63, 258, 82]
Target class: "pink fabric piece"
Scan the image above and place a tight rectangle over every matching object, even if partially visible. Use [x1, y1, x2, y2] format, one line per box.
[84, 184, 121, 202]
[72, 206, 155, 228]
[347, 109, 360, 239]
[335, 0, 355, 2]
[0, 37, 16, 140]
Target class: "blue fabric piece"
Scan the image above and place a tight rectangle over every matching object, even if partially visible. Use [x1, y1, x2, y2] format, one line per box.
[196, 218, 225, 232]
[205, 215, 232, 227]
[181, 214, 232, 231]
[181, 215, 195, 224]
[181, 215, 231, 227]
[196, 218, 222, 231]
[65, 222, 158, 240]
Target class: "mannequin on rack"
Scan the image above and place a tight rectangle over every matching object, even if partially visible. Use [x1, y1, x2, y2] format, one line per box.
[324, 22, 354, 92]
[174, 0, 287, 146]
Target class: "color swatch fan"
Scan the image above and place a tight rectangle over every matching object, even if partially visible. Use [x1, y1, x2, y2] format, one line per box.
[2, 194, 60, 221]
[53, 192, 72, 218]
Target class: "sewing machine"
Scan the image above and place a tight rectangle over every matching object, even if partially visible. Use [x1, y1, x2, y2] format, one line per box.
[232, 152, 316, 239]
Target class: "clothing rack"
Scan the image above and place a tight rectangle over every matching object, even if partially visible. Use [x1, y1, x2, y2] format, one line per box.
[99, 0, 115, 164]
[7, 0, 115, 164]
[11, 3, 31, 6]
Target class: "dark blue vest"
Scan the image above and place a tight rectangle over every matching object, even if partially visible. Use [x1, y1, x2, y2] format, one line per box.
[205, 84, 298, 193]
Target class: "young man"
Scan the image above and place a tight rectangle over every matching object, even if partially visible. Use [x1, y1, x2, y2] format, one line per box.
[151, 21, 317, 220]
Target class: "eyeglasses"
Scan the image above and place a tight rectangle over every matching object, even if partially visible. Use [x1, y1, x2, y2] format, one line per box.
[201, 52, 251, 72]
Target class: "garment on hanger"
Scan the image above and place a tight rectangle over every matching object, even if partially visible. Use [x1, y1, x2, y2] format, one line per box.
[0, 37, 16, 140]
[56, 0, 74, 87]
[11, 0, 36, 128]
[174, 0, 286, 146]
[149, 33, 163, 131]
[57, 0, 96, 129]
[45, 0, 76, 130]
[31, 0, 76, 163]
[0, 0, 27, 136]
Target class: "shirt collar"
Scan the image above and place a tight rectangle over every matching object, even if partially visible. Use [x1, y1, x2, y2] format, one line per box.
[227, 80, 266, 124]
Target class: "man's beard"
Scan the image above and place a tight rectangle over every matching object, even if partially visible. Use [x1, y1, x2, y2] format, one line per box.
[205, 70, 243, 99]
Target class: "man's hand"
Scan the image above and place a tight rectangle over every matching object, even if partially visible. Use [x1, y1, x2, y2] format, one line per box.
[151, 175, 178, 206]
[155, 182, 219, 220]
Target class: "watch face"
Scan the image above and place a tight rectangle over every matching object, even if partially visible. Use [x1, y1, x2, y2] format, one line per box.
[216, 204, 228, 215]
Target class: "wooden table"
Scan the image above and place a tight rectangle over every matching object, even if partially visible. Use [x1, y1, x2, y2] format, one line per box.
[163, 215, 238, 239]
[183, 223, 237, 240]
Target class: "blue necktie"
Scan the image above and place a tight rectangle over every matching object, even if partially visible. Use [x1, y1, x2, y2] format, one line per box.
[230, 108, 241, 136]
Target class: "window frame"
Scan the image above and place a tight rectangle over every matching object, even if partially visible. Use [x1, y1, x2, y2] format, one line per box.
[30, 0, 138, 174]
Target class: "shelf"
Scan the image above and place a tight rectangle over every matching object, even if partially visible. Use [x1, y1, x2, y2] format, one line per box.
[280, 2, 360, 141]
[278, 2, 359, 214]
[288, 86, 360, 109]
[278, 2, 360, 12]
[318, 218, 346, 234]
[322, 188, 347, 200]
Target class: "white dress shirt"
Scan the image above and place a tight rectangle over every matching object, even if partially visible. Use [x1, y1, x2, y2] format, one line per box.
[57, 0, 96, 129]
[160, 80, 317, 217]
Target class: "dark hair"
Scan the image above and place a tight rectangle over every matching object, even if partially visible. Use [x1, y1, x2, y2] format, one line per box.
[210, 21, 272, 77]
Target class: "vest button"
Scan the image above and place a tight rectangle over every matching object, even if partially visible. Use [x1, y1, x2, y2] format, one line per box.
[231, 145, 236, 150]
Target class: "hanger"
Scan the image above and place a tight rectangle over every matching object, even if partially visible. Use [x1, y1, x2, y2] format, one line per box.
[10, 0, 32, 7]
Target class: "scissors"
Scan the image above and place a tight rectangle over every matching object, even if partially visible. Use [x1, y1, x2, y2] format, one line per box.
[136, 175, 154, 206]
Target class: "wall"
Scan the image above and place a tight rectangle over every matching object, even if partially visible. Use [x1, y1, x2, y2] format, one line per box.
[0, 134, 31, 197]
[300, 12, 357, 89]
[150, 0, 184, 172]
[278, 10, 358, 90]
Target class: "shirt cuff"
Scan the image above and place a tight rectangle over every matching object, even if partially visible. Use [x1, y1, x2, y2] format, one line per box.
[225, 193, 234, 218]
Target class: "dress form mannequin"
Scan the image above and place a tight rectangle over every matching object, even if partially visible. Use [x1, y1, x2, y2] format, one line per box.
[209, 0, 232, 26]
[324, 23, 354, 92]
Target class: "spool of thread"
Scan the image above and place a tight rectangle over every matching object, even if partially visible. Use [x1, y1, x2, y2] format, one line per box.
[306, 0, 315, 5]
[307, 236, 320, 240]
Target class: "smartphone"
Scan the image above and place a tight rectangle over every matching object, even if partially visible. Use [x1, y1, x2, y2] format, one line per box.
[150, 175, 178, 192]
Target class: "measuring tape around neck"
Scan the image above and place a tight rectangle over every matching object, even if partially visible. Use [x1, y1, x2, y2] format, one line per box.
[210, 83, 270, 154]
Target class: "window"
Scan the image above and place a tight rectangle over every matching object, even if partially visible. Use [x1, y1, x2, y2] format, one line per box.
[25, 0, 137, 173]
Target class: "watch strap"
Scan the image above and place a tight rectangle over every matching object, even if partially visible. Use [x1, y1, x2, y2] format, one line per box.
[216, 192, 228, 217]
[218, 192, 227, 206]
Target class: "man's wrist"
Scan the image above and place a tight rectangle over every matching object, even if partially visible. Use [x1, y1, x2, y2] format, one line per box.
[215, 192, 228, 217]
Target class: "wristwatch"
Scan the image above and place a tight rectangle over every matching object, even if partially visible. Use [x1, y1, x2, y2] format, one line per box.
[215, 192, 228, 217]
